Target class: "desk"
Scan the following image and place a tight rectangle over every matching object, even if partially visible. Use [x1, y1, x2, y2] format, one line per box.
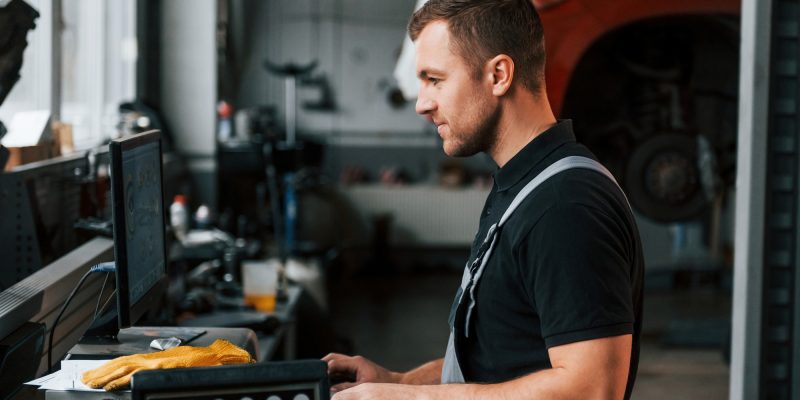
[178, 285, 303, 362]
[67, 327, 259, 361]
[44, 391, 128, 400]
[42, 327, 258, 400]
[258, 285, 302, 361]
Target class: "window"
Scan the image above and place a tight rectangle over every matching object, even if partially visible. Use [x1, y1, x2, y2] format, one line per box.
[0, 0, 53, 125]
[61, 0, 137, 149]
[0, 0, 136, 151]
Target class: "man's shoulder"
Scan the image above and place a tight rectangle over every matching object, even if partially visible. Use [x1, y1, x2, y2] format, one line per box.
[520, 151, 624, 206]
[504, 157, 631, 240]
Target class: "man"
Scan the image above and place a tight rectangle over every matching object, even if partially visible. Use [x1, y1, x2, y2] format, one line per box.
[324, 1, 644, 399]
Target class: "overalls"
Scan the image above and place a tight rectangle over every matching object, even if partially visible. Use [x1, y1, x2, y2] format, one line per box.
[441, 156, 629, 383]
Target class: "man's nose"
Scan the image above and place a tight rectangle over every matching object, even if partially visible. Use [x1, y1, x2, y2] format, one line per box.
[415, 92, 435, 116]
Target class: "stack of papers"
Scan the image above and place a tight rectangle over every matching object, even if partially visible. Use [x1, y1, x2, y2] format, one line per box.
[25, 359, 130, 394]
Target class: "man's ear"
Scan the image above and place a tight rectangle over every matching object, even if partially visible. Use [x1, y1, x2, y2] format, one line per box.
[487, 54, 514, 96]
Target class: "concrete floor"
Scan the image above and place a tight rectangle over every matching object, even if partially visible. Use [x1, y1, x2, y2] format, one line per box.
[330, 269, 730, 399]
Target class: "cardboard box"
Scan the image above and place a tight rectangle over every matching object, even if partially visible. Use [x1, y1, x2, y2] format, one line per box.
[51, 122, 74, 154]
[2, 120, 74, 171]
[3, 140, 59, 171]
[1, 111, 61, 171]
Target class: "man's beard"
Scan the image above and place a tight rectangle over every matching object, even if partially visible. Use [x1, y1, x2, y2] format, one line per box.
[447, 101, 501, 158]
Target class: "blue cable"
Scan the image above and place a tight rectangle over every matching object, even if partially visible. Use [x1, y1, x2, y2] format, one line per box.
[48, 262, 116, 372]
[90, 261, 116, 273]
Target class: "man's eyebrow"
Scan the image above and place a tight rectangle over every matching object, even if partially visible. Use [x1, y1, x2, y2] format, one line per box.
[418, 68, 446, 79]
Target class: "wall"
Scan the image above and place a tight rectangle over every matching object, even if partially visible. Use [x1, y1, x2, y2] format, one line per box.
[231, 0, 429, 140]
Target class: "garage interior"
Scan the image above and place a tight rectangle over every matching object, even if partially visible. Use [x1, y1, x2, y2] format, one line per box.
[0, 0, 795, 399]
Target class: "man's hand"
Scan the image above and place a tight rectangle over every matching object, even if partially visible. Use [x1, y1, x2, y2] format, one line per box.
[323, 353, 402, 393]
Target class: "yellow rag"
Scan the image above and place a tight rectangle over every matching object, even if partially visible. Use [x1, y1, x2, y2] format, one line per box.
[81, 339, 253, 391]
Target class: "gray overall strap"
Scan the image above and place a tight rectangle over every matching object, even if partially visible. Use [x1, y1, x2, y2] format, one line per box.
[441, 156, 626, 384]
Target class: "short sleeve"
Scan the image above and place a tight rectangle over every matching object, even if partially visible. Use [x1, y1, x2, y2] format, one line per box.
[518, 202, 634, 348]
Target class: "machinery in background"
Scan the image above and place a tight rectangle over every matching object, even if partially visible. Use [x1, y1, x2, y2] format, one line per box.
[211, 58, 340, 358]
[262, 59, 318, 148]
[536, 2, 740, 261]
[559, 15, 741, 283]
[561, 16, 738, 226]
[261, 60, 327, 259]
[216, 58, 328, 257]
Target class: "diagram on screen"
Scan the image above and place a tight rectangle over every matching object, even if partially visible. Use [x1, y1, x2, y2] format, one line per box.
[122, 142, 165, 304]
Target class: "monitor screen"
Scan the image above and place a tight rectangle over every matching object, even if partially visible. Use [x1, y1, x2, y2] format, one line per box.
[109, 130, 167, 329]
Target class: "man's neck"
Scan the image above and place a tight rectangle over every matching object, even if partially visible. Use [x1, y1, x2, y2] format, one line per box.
[489, 89, 557, 168]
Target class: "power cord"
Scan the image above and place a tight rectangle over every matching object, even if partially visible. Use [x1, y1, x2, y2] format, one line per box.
[94, 287, 118, 320]
[48, 262, 116, 373]
[93, 272, 110, 318]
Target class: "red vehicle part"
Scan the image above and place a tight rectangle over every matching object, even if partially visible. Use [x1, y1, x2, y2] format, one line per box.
[540, 0, 740, 115]
[538, 0, 741, 222]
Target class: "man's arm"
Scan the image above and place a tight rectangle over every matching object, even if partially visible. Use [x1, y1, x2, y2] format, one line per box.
[463, 334, 631, 400]
[397, 358, 443, 385]
[332, 335, 631, 400]
[323, 353, 443, 393]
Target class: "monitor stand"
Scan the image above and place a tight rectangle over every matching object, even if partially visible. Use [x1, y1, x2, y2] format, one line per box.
[79, 301, 121, 345]
[71, 300, 207, 359]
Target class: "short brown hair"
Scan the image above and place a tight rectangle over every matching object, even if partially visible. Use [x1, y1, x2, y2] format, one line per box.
[408, 0, 546, 93]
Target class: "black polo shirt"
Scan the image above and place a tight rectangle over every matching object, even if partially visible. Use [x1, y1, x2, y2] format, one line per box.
[456, 120, 644, 400]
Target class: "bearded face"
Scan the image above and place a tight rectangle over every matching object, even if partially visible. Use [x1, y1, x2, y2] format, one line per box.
[414, 21, 501, 158]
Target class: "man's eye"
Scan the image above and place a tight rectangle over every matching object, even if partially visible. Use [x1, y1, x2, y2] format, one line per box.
[428, 77, 440, 84]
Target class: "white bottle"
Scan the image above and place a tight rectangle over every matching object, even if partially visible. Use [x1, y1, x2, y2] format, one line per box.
[170, 194, 189, 241]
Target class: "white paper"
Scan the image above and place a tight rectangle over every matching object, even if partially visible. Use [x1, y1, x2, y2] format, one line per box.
[26, 359, 130, 393]
[26, 371, 61, 386]
[1, 110, 51, 147]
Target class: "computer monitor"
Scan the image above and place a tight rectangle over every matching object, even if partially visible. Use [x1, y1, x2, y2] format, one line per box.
[109, 130, 168, 329]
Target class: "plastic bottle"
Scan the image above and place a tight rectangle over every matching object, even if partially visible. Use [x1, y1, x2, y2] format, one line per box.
[194, 204, 212, 229]
[217, 101, 233, 141]
[170, 194, 189, 241]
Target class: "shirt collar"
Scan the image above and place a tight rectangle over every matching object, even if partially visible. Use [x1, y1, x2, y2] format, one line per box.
[493, 120, 576, 192]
